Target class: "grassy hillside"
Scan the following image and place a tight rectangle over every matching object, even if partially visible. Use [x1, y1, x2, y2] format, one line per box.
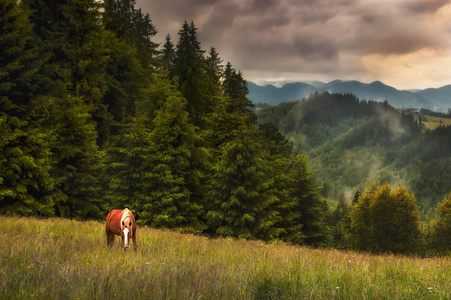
[2, 216, 451, 299]
[422, 115, 451, 130]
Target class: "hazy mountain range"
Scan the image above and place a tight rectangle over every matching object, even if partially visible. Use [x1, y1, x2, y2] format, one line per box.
[248, 80, 451, 112]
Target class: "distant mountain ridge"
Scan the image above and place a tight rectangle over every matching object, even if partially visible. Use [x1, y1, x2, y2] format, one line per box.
[248, 80, 451, 112]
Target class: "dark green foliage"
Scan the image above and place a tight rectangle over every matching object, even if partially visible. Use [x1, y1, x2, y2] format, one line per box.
[223, 62, 254, 115]
[288, 150, 328, 246]
[0, 0, 58, 216]
[348, 182, 421, 254]
[52, 95, 103, 219]
[106, 75, 207, 232]
[172, 21, 214, 126]
[329, 192, 352, 249]
[63, 0, 112, 145]
[428, 194, 451, 255]
[139, 79, 206, 232]
[160, 34, 175, 74]
[103, 33, 144, 129]
[22, 0, 112, 218]
[103, 0, 158, 67]
[206, 125, 278, 239]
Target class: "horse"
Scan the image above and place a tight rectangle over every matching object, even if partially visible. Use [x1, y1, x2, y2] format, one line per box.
[106, 208, 137, 251]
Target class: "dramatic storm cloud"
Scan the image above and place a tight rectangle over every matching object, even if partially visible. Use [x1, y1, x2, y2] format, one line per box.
[136, 0, 451, 89]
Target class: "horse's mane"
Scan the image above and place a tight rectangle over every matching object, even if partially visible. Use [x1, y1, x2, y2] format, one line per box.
[121, 208, 132, 225]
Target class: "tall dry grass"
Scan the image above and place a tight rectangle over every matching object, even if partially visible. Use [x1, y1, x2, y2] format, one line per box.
[1, 215, 451, 299]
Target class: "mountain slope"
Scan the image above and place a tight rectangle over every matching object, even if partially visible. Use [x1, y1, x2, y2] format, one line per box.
[247, 82, 319, 106]
[249, 80, 451, 112]
[256, 92, 451, 217]
[415, 85, 451, 112]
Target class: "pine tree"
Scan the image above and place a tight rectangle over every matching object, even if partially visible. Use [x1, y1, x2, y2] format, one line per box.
[103, 0, 158, 67]
[62, 0, 112, 145]
[0, 0, 59, 216]
[23, 0, 110, 217]
[104, 106, 153, 213]
[160, 34, 175, 73]
[141, 86, 206, 231]
[256, 123, 295, 242]
[288, 150, 327, 246]
[223, 62, 254, 117]
[206, 125, 277, 239]
[52, 94, 104, 219]
[25, 0, 114, 145]
[172, 21, 212, 126]
[202, 61, 255, 156]
[106, 75, 207, 231]
[102, 33, 144, 128]
[205, 47, 223, 97]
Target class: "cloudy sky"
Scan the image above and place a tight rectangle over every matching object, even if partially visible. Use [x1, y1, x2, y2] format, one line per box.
[136, 0, 451, 90]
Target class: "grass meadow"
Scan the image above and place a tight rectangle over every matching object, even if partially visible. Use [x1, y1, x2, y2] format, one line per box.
[421, 115, 451, 130]
[1, 215, 451, 299]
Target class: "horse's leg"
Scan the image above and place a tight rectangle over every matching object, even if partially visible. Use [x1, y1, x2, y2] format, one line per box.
[107, 232, 115, 248]
[132, 231, 137, 252]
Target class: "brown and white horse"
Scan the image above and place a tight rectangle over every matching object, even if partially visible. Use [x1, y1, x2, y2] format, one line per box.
[106, 208, 137, 251]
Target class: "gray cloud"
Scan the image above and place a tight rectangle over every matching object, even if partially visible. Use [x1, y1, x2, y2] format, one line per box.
[404, 0, 449, 14]
[136, 0, 451, 89]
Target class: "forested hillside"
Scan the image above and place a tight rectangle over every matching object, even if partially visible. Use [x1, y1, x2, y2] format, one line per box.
[0, 0, 327, 247]
[257, 93, 451, 217]
[3, 0, 451, 255]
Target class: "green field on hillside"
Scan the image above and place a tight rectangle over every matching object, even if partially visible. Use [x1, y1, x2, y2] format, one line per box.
[422, 115, 451, 129]
[1, 216, 451, 299]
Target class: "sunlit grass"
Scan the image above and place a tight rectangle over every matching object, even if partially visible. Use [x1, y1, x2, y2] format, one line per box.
[1, 215, 451, 299]
[422, 115, 451, 130]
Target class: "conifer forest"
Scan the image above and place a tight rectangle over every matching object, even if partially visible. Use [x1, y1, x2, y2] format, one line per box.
[2, 0, 451, 256]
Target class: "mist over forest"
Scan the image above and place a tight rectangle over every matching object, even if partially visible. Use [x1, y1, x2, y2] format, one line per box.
[257, 93, 451, 217]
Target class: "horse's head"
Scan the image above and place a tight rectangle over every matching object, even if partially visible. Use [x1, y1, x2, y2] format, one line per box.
[120, 216, 133, 249]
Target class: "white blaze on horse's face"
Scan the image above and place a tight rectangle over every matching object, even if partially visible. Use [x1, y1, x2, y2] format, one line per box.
[120, 211, 133, 249]
[122, 227, 130, 248]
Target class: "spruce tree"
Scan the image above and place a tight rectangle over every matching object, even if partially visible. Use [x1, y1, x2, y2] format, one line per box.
[205, 47, 223, 97]
[106, 75, 207, 231]
[0, 0, 58, 216]
[23, 0, 110, 217]
[223, 62, 254, 117]
[103, 0, 158, 67]
[206, 125, 277, 239]
[102, 33, 144, 128]
[52, 94, 103, 219]
[172, 21, 212, 126]
[140, 85, 206, 231]
[288, 150, 327, 246]
[160, 34, 175, 74]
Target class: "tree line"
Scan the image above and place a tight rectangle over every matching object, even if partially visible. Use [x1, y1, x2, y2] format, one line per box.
[3, 0, 451, 256]
[0, 0, 327, 246]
